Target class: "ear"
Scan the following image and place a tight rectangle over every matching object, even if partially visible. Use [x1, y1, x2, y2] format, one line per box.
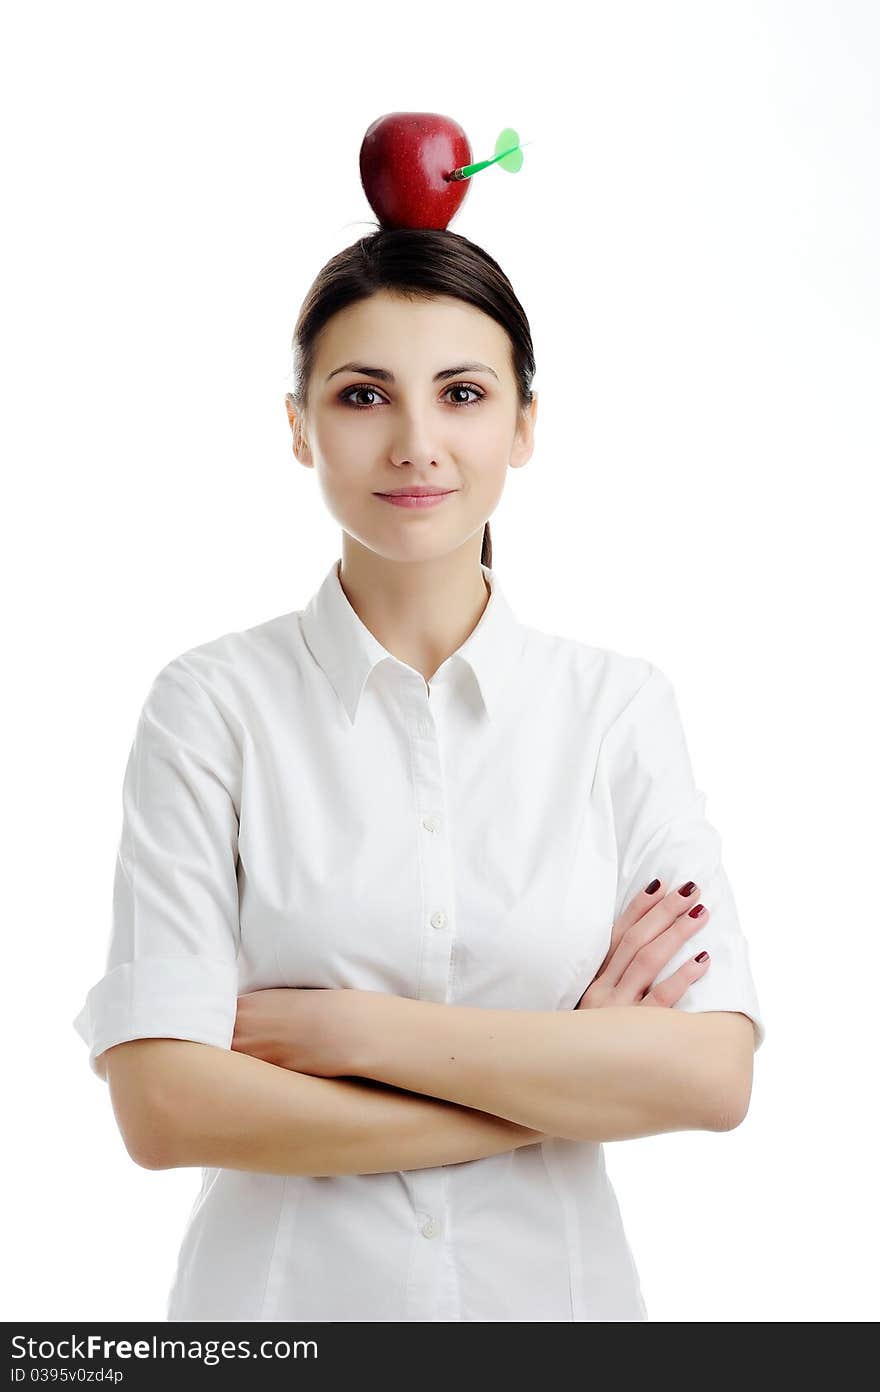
[510, 392, 538, 471]
[285, 395, 313, 467]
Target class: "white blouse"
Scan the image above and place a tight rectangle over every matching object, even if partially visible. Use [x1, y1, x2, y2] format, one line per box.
[73, 557, 765, 1322]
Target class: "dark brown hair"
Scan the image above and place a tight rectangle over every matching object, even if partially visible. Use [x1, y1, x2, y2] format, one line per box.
[288, 227, 536, 570]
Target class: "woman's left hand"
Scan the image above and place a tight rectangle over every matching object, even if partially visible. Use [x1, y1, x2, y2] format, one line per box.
[231, 986, 363, 1077]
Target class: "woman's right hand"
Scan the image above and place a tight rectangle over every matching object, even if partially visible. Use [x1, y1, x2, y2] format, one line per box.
[576, 879, 711, 1012]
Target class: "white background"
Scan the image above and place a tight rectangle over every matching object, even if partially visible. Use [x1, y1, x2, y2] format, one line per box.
[3, 0, 877, 1323]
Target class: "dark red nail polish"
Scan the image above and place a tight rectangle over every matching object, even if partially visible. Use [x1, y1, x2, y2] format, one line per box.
[645, 878, 661, 894]
[679, 881, 696, 896]
[688, 903, 705, 918]
[695, 950, 709, 962]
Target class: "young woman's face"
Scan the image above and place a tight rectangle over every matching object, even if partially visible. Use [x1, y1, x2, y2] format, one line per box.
[287, 290, 537, 565]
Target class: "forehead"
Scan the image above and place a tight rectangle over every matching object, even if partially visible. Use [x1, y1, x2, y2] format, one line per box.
[315, 291, 510, 370]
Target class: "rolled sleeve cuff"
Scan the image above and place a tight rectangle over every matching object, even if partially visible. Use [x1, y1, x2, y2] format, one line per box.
[73, 955, 240, 1079]
[667, 933, 766, 1051]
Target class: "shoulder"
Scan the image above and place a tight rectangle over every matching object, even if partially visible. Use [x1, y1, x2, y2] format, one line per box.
[519, 618, 670, 733]
[143, 605, 306, 723]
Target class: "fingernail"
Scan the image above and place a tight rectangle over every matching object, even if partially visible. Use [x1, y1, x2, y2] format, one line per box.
[688, 903, 705, 918]
[679, 881, 696, 896]
[695, 950, 709, 963]
[645, 878, 661, 894]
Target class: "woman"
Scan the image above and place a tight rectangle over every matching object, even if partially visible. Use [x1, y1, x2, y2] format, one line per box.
[73, 228, 765, 1322]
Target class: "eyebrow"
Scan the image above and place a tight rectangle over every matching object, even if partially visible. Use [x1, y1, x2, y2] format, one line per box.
[325, 360, 499, 384]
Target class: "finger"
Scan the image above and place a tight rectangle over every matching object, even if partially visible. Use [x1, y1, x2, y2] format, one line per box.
[602, 880, 702, 987]
[595, 877, 668, 976]
[616, 902, 711, 1001]
[638, 947, 711, 1008]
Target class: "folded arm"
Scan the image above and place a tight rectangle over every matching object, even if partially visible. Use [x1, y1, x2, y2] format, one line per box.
[99, 994, 750, 1174]
[346, 993, 754, 1140]
[100, 1038, 546, 1174]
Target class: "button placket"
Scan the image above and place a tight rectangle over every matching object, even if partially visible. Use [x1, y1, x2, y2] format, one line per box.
[403, 682, 455, 1319]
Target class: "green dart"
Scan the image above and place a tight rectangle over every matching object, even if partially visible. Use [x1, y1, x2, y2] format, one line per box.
[445, 127, 532, 182]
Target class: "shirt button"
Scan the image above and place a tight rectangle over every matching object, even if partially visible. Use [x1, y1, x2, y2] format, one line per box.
[421, 1216, 441, 1239]
[422, 814, 440, 833]
[430, 910, 447, 930]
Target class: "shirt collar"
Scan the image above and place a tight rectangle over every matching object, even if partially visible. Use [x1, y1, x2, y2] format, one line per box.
[300, 558, 525, 725]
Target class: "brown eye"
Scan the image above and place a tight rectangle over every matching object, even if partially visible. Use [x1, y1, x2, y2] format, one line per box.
[338, 383, 487, 410]
[444, 384, 485, 407]
[339, 386, 384, 409]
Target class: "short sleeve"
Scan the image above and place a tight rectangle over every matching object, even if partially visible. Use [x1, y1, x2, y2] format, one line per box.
[598, 663, 766, 1051]
[72, 659, 243, 1080]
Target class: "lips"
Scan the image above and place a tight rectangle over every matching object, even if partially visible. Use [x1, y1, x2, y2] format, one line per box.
[375, 487, 456, 497]
[375, 488, 456, 509]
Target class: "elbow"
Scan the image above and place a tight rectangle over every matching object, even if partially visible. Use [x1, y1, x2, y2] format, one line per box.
[708, 1093, 747, 1133]
[119, 1098, 180, 1170]
[128, 1082, 189, 1169]
[128, 1120, 179, 1171]
[103, 1040, 184, 1170]
[705, 1066, 754, 1132]
[694, 1013, 756, 1132]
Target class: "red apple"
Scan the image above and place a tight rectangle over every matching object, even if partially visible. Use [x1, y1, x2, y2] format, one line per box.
[359, 112, 473, 231]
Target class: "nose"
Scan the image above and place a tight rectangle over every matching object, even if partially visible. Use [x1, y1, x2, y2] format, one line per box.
[387, 407, 445, 470]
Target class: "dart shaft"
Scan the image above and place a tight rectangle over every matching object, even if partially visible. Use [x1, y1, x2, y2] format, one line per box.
[446, 157, 494, 181]
[445, 138, 529, 182]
